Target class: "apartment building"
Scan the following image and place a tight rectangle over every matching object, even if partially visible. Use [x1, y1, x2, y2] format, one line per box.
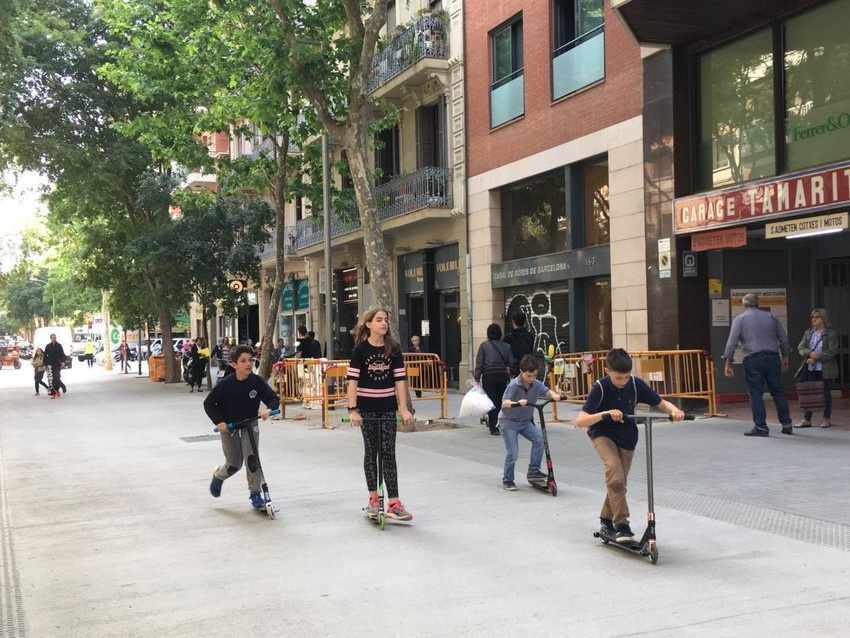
[615, 0, 850, 398]
[290, 0, 468, 385]
[465, 0, 645, 359]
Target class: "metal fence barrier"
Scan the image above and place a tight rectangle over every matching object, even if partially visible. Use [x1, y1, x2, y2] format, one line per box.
[546, 349, 717, 420]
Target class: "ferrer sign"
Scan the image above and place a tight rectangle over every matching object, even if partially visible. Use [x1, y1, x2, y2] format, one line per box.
[673, 161, 850, 234]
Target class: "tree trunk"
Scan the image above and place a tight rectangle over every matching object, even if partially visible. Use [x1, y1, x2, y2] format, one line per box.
[158, 306, 179, 383]
[258, 135, 290, 381]
[101, 289, 113, 372]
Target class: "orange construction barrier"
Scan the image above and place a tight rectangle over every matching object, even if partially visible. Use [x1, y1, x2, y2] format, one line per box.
[403, 353, 448, 419]
[547, 349, 717, 419]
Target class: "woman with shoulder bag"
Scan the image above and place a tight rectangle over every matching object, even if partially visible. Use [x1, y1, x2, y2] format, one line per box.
[794, 308, 838, 429]
[474, 323, 516, 436]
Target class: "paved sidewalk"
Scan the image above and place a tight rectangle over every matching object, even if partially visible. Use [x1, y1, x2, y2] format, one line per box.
[1, 367, 848, 637]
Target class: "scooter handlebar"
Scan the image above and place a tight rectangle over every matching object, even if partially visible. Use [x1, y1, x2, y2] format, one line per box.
[624, 413, 695, 422]
[213, 409, 281, 433]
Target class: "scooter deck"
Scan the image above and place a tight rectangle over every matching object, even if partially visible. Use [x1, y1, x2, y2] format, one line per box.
[363, 508, 412, 524]
[528, 478, 558, 496]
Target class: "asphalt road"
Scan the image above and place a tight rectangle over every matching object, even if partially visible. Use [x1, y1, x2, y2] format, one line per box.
[1, 364, 848, 637]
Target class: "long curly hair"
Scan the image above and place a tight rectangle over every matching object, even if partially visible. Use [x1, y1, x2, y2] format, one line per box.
[354, 308, 399, 356]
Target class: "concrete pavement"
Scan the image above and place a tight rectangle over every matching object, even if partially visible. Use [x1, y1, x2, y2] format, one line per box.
[1, 365, 848, 637]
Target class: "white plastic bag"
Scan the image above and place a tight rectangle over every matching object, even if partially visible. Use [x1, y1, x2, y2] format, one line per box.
[458, 385, 495, 418]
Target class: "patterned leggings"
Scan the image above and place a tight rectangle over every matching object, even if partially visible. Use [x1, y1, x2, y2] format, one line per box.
[360, 411, 399, 499]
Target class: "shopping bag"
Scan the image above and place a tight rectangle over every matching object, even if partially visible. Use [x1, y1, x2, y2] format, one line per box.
[796, 380, 825, 412]
[458, 385, 495, 418]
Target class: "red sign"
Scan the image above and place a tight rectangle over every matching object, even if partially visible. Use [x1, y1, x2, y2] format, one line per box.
[690, 227, 747, 252]
[673, 161, 850, 234]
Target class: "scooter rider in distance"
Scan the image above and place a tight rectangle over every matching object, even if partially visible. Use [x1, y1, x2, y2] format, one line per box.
[204, 345, 281, 510]
[499, 355, 562, 491]
[575, 348, 684, 544]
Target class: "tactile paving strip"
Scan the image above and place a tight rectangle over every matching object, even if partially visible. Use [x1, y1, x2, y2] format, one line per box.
[0, 438, 26, 637]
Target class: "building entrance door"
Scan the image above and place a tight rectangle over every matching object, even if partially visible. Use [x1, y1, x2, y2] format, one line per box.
[820, 259, 850, 388]
[441, 292, 461, 388]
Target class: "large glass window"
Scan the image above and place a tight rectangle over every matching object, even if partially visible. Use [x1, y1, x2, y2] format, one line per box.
[583, 160, 609, 247]
[784, 0, 850, 171]
[552, 0, 605, 100]
[501, 170, 566, 261]
[699, 29, 775, 189]
[586, 278, 611, 351]
[490, 18, 524, 127]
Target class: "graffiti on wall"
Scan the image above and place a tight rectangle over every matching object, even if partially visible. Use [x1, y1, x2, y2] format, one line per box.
[505, 289, 570, 357]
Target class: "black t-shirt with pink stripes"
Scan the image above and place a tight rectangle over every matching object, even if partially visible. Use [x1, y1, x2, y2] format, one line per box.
[347, 341, 406, 413]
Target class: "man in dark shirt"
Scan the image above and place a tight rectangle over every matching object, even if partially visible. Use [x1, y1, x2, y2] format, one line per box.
[295, 326, 314, 359]
[503, 311, 534, 377]
[42, 333, 68, 395]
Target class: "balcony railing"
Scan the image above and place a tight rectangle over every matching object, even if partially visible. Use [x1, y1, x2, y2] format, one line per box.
[376, 166, 452, 221]
[293, 168, 452, 248]
[490, 71, 524, 128]
[368, 14, 449, 93]
[552, 25, 604, 100]
[258, 225, 299, 261]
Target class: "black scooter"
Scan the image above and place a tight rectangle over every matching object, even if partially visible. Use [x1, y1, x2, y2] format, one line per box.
[507, 398, 559, 496]
[213, 409, 281, 519]
[593, 413, 695, 564]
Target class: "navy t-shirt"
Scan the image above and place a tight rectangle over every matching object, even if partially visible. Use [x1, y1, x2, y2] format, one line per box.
[203, 372, 280, 425]
[581, 376, 662, 450]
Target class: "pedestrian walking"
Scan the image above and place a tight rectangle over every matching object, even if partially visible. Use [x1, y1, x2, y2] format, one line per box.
[189, 337, 208, 392]
[205, 345, 281, 510]
[575, 348, 684, 543]
[474, 323, 515, 436]
[794, 307, 838, 429]
[32, 347, 50, 396]
[723, 293, 793, 437]
[408, 335, 423, 398]
[503, 311, 534, 377]
[43, 333, 67, 397]
[497, 355, 561, 491]
[346, 308, 414, 521]
[84, 338, 94, 368]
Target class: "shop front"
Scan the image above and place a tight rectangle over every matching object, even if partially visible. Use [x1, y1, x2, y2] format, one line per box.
[279, 278, 310, 352]
[398, 244, 463, 386]
[619, 0, 850, 394]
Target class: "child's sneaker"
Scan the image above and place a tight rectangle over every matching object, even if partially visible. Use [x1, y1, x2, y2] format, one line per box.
[527, 470, 547, 481]
[209, 471, 223, 498]
[599, 518, 615, 535]
[386, 500, 413, 521]
[366, 495, 379, 517]
[249, 492, 264, 508]
[615, 523, 634, 544]
[502, 481, 518, 491]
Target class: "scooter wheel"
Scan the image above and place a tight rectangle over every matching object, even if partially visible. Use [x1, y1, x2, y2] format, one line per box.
[378, 513, 386, 530]
[549, 482, 557, 497]
[649, 542, 659, 564]
[265, 503, 275, 520]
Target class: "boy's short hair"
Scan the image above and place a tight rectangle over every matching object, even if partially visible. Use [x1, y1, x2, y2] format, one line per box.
[511, 311, 526, 327]
[297, 325, 308, 337]
[605, 348, 633, 373]
[486, 323, 502, 340]
[518, 354, 539, 373]
[231, 345, 254, 363]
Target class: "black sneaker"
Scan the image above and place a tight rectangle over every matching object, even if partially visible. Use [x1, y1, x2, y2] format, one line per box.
[615, 523, 634, 544]
[781, 426, 794, 435]
[502, 481, 518, 491]
[489, 427, 501, 436]
[744, 427, 769, 437]
[600, 518, 615, 535]
[527, 470, 547, 482]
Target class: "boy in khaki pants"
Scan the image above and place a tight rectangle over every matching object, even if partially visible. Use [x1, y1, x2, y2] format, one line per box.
[576, 349, 684, 543]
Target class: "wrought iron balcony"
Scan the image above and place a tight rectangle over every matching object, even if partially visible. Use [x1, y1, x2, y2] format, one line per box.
[376, 166, 452, 221]
[258, 226, 299, 261]
[368, 14, 449, 94]
[293, 168, 452, 249]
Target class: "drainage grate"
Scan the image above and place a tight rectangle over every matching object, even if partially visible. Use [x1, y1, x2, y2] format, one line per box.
[180, 434, 221, 443]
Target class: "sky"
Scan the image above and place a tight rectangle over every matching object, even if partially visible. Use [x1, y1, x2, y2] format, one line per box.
[0, 170, 49, 272]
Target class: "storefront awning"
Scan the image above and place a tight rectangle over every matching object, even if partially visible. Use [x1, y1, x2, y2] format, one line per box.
[613, 0, 787, 47]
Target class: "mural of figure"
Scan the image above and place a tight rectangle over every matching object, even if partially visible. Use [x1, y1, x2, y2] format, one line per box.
[505, 289, 570, 358]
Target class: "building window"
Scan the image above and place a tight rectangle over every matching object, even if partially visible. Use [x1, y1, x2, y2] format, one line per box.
[387, 1, 396, 33]
[784, 0, 850, 172]
[501, 170, 567, 261]
[583, 159, 609, 247]
[698, 29, 775, 189]
[551, 0, 605, 100]
[490, 17, 524, 128]
[375, 125, 400, 185]
[416, 97, 447, 169]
